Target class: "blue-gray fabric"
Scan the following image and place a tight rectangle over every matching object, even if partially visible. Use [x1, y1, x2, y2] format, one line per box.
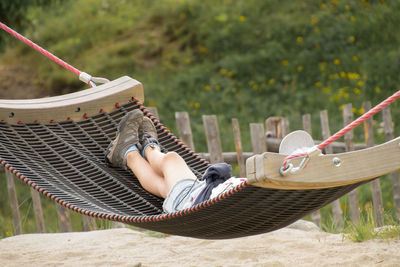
[193, 163, 232, 205]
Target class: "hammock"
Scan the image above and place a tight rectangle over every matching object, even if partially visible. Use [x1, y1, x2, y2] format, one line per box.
[1, 76, 398, 239]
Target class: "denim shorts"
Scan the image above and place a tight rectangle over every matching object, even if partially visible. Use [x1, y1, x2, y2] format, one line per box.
[163, 178, 205, 213]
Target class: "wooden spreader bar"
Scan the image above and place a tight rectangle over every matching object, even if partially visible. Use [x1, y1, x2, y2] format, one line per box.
[0, 76, 144, 124]
[246, 137, 400, 190]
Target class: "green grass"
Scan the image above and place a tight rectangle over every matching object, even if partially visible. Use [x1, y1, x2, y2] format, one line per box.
[343, 204, 400, 242]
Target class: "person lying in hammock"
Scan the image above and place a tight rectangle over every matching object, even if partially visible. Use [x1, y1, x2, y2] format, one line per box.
[105, 109, 246, 213]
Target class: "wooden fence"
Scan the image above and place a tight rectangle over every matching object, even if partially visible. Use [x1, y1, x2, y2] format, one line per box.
[1, 101, 399, 235]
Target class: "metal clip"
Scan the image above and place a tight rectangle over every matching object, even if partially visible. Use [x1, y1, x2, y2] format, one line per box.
[280, 146, 321, 176]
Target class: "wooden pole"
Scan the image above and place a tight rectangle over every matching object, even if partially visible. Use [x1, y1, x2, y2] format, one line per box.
[30, 188, 46, 233]
[232, 118, 246, 177]
[320, 110, 344, 229]
[203, 115, 224, 163]
[265, 117, 290, 139]
[342, 104, 360, 223]
[250, 123, 267, 154]
[382, 106, 400, 221]
[5, 170, 22, 235]
[146, 107, 159, 121]
[363, 101, 384, 227]
[56, 204, 72, 232]
[302, 114, 321, 228]
[82, 216, 96, 231]
[175, 112, 196, 151]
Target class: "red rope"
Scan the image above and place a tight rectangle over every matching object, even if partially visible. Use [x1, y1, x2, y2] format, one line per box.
[0, 22, 81, 76]
[317, 90, 400, 150]
[282, 90, 400, 172]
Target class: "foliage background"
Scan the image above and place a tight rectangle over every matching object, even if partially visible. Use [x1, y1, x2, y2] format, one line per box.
[0, 0, 399, 237]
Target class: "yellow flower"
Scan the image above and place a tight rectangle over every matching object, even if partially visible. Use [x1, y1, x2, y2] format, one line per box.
[349, 36, 355, 42]
[358, 107, 364, 115]
[198, 45, 208, 53]
[239, 16, 246, 22]
[350, 16, 356, 21]
[333, 59, 340, 65]
[321, 3, 327, 9]
[252, 84, 258, 89]
[311, 17, 319, 25]
[348, 73, 360, 80]
[315, 81, 322, 87]
[340, 72, 346, 78]
[296, 36, 303, 43]
[219, 69, 227, 74]
[356, 81, 364, 87]
[352, 56, 358, 61]
[185, 58, 191, 63]
[354, 88, 361, 95]
[329, 73, 339, 79]
[314, 27, 320, 34]
[297, 66, 303, 72]
[319, 62, 327, 71]
[352, 107, 357, 113]
[269, 78, 275, 84]
[204, 85, 211, 91]
[345, 5, 350, 11]
[282, 60, 289, 66]
[376, 87, 381, 93]
[227, 72, 233, 77]
[323, 87, 331, 93]
[195, 102, 200, 108]
[215, 85, 221, 90]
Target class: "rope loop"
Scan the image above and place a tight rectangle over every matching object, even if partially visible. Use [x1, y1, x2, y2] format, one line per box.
[79, 72, 110, 88]
[280, 146, 321, 176]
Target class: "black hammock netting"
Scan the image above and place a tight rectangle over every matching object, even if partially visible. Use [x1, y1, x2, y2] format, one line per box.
[0, 100, 367, 239]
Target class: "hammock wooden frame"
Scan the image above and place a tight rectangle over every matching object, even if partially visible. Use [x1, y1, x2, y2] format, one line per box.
[0, 76, 143, 124]
[246, 138, 400, 190]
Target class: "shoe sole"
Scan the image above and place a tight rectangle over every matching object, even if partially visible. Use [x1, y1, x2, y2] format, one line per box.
[105, 110, 140, 166]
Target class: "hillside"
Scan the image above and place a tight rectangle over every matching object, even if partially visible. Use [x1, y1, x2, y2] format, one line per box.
[1, 1, 399, 150]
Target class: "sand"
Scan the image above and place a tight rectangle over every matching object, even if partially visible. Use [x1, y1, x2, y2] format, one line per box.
[0, 221, 399, 267]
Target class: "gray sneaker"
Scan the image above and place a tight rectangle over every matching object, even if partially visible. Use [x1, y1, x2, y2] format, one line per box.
[105, 109, 143, 169]
[138, 116, 159, 155]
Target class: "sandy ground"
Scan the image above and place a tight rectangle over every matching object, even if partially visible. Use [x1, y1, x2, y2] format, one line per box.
[0, 221, 399, 267]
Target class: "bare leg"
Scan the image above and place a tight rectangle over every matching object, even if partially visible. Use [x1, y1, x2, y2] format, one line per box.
[126, 148, 196, 199]
[126, 151, 166, 198]
[145, 147, 197, 192]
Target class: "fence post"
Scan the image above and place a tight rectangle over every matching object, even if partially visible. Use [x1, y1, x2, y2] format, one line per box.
[382, 106, 400, 222]
[176, 112, 196, 151]
[250, 123, 267, 154]
[363, 101, 384, 227]
[265, 117, 290, 139]
[320, 110, 344, 229]
[203, 115, 224, 164]
[147, 107, 159, 121]
[302, 114, 321, 228]
[56, 204, 72, 232]
[82, 216, 97, 231]
[232, 118, 246, 177]
[343, 104, 360, 223]
[5, 170, 22, 235]
[30, 188, 46, 233]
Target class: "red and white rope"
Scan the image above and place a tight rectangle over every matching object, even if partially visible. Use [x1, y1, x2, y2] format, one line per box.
[0, 22, 109, 87]
[282, 90, 400, 173]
